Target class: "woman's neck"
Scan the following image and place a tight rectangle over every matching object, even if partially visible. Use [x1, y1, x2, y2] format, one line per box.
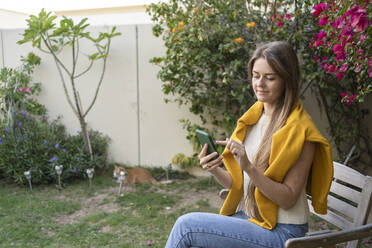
[263, 103, 275, 117]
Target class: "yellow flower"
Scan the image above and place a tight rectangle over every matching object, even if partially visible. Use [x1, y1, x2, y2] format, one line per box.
[178, 22, 184, 27]
[204, 9, 211, 13]
[172, 26, 184, 33]
[233, 37, 244, 44]
[246, 22, 256, 28]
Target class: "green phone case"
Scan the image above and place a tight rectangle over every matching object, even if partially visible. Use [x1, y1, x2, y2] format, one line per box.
[196, 129, 218, 156]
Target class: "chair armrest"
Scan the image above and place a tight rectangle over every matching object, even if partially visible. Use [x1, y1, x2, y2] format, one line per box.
[285, 223, 372, 248]
[306, 229, 332, 236]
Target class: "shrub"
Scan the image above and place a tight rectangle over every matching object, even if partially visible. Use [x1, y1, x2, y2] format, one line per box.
[0, 111, 110, 185]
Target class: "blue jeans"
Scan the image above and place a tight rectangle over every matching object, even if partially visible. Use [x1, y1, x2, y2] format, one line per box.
[165, 211, 308, 248]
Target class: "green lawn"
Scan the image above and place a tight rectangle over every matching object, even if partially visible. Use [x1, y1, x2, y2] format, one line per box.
[0, 169, 371, 248]
[0, 170, 220, 248]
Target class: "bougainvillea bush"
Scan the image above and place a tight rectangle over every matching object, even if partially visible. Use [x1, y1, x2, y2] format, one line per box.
[308, 0, 371, 168]
[311, 0, 371, 104]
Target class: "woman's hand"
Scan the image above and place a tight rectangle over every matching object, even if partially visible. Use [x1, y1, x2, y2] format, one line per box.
[198, 144, 223, 173]
[216, 138, 251, 171]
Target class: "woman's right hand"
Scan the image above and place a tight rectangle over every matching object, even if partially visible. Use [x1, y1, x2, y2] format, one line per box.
[198, 144, 223, 173]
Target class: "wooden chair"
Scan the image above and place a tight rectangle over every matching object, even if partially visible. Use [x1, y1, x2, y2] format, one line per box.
[285, 161, 372, 248]
[285, 223, 372, 248]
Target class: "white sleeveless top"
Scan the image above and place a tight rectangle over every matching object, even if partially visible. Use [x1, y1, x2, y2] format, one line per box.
[237, 113, 310, 224]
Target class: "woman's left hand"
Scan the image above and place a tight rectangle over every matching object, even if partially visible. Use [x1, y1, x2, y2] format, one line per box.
[216, 138, 251, 171]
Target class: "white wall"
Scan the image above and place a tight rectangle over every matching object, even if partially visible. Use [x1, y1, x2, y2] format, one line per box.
[0, 9, 28, 29]
[0, 24, 197, 168]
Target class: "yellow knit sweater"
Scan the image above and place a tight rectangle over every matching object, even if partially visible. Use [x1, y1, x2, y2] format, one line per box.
[219, 101, 333, 230]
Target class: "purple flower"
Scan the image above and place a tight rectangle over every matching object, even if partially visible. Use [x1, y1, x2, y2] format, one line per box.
[49, 155, 58, 163]
[62, 148, 66, 153]
[44, 140, 48, 146]
[18, 122, 22, 127]
[0, 137, 2, 145]
[21, 110, 27, 115]
[72, 168, 77, 173]
[24, 137, 28, 142]
[55, 143, 59, 149]
[5, 126, 10, 132]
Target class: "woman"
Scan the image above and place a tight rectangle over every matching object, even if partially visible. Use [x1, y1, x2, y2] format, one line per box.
[165, 41, 333, 248]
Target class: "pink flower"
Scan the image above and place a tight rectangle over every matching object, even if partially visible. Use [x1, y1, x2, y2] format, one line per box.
[359, 34, 367, 43]
[357, 49, 363, 55]
[341, 27, 353, 38]
[355, 65, 361, 72]
[339, 64, 348, 72]
[322, 56, 328, 60]
[318, 16, 329, 26]
[313, 56, 318, 62]
[285, 14, 291, 20]
[336, 72, 343, 80]
[147, 240, 152, 246]
[348, 6, 370, 32]
[329, 65, 337, 72]
[340, 92, 347, 98]
[349, 94, 356, 102]
[369, 68, 372, 78]
[335, 52, 346, 61]
[277, 21, 284, 28]
[25, 87, 31, 93]
[19, 87, 23, 92]
[314, 40, 322, 47]
[333, 44, 343, 54]
[313, 3, 327, 18]
[321, 62, 329, 72]
[331, 17, 345, 28]
[317, 30, 327, 39]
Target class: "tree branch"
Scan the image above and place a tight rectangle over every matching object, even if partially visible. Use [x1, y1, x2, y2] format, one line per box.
[83, 39, 111, 117]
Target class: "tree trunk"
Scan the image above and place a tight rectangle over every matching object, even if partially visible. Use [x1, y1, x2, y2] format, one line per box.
[79, 116, 93, 160]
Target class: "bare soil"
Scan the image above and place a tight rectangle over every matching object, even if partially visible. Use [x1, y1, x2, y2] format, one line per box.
[55, 181, 223, 225]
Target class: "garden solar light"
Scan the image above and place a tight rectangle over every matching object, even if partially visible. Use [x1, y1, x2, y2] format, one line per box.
[118, 171, 127, 195]
[86, 168, 94, 189]
[55, 165, 63, 175]
[86, 168, 94, 179]
[55, 165, 63, 189]
[24, 170, 32, 191]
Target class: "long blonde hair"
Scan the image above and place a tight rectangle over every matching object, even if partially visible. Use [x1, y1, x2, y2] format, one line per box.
[245, 41, 300, 220]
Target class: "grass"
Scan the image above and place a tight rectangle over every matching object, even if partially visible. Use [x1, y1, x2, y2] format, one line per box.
[0, 168, 220, 248]
[0, 168, 371, 248]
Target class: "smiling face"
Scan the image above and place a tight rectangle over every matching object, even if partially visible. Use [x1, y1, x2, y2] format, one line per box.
[252, 58, 284, 110]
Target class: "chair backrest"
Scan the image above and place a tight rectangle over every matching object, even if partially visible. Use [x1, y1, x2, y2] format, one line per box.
[308, 162, 372, 247]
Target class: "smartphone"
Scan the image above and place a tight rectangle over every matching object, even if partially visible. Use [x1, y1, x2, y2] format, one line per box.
[196, 129, 218, 158]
